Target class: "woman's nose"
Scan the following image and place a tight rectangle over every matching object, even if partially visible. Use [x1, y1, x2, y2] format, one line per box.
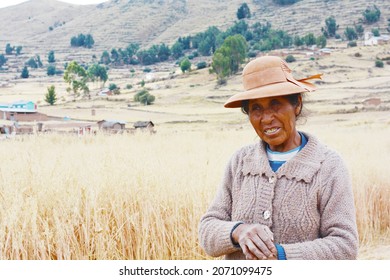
[261, 108, 274, 124]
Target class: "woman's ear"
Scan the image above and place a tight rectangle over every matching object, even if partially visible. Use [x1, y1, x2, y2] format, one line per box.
[295, 94, 303, 116]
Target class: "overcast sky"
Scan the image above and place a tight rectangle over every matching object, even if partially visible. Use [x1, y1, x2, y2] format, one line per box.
[0, 0, 108, 9]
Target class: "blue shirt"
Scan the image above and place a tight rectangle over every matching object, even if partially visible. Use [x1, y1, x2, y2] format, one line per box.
[266, 132, 308, 172]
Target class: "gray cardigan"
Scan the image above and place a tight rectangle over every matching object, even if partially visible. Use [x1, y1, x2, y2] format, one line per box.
[198, 133, 359, 259]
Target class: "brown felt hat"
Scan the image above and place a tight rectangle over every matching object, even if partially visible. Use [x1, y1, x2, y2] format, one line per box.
[224, 56, 322, 108]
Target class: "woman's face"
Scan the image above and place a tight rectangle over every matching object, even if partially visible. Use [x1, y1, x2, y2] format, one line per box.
[248, 96, 301, 152]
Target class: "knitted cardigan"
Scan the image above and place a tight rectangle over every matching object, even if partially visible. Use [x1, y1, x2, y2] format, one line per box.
[198, 132, 359, 260]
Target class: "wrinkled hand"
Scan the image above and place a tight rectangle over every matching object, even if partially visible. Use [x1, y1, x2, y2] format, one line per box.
[232, 223, 277, 260]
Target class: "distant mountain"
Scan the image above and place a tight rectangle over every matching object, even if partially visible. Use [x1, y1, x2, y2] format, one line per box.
[0, 0, 389, 52]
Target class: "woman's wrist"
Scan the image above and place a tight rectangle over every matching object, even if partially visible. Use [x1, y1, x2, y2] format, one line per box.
[275, 243, 287, 260]
[230, 222, 244, 247]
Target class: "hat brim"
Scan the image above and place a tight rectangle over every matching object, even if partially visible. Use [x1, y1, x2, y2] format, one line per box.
[224, 80, 316, 108]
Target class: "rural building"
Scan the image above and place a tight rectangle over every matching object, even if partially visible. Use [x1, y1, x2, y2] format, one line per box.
[97, 120, 126, 132]
[363, 98, 381, 107]
[0, 100, 37, 112]
[78, 125, 93, 135]
[134, 121, 155, 133]
[97, 88, 112, 96]
[0, 119, 14, 135]
[0, 100, 48, 122]
[319, 48, 332, 56]
[364, 32, 390, 46]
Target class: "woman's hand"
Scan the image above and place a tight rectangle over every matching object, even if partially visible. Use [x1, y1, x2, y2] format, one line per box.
[232, 223, 277, 260]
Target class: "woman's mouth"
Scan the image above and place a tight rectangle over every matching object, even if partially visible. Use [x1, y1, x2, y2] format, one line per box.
[264, 127, 280, 135]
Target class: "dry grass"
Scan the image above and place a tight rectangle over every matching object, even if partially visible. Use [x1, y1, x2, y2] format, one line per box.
[0, 124, 389, 260]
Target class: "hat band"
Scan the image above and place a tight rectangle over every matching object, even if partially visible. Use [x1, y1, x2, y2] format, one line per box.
[243, 67, 287, 91]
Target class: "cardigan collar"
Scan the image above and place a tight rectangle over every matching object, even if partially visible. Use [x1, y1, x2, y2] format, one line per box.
[241, 132, 327, 183]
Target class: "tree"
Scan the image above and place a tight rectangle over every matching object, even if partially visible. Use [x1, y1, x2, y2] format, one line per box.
[372, 28, 380, 37]
[111, 48, 119, 64]
[387, 18, 390, 32]
[64, 61, 89, 100]
[21, 66, 29, 78]
[137, 49, 156, 65]
[157, 43, 171, 62]
[70, 33, 94, 48]
[171, 41, 184, 59]
[237, 3, 251, 20]
[87, 63, 108, 86]
[26, 56, 43, 69]
[316, 35, 327, 48]
[211, 51, 231, 84]
[226, 20, 249, 38]
[100, 50, 111, 65]
[273, 0, 298, 5]
[354, 24, 365, 38]
[211, 34, 247, 84]
[363, 5, 381, 24]
[180, 57, 191, 73]
[126, 43, 140, 57]
[16, 46, 22, 55]
[71, 34, 85, 47]
[47, 65, 56, 76]
[45, 85, 57, 105]
[303, 33, 316, 46]
[85, 34, 95, 48]
[0, 54, 7, 67]
[198, 37, 214, 56]
[251, 22, 271, 41]
[178, 36, 191, 50]
[293, 35, 304, 47]
[344, 27, 358, 41]
[109, 83, 120, 95]
[36, 55, 43, 68]
[5, 43, 13, 55]
[322, 16, 338, 38]
[48, 50, 55, 63]
[222, 34, 247, 73]
[26, 57, 38, 68]
[194, 26, 220, 55]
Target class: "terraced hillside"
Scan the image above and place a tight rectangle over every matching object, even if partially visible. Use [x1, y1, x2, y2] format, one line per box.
[0, 0, 389, 53]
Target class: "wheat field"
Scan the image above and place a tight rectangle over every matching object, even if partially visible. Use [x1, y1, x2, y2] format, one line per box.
[0, 123, 389, 260]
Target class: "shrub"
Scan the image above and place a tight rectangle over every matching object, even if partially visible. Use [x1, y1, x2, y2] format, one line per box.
[180, 57, 191, 73]
[375, 59, 384, 68]
[21, 66, 29, 78]
[363, 5, 381, 24]
[47, 65, 56, 76]
[237, 3, 251, 20]
[285, 54, 296, 63]
[134, 89, 155, 105]
[196, 61, 207, 70]
[348, 41, 357, 48]
[248, 51, 257, 58]
[26, 57, 38, 68]
[0, 54, 7, 67]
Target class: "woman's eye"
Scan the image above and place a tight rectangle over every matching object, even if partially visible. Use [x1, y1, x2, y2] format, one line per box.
[270, 100, 281, 109]
[251, 105, 262, 112]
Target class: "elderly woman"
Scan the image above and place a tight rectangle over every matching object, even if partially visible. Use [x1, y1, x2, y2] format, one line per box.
[198, 56, 358, 260]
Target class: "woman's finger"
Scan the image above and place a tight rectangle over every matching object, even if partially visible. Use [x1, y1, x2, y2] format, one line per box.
[258, 226, 277, 256]
[249, 233, 273, 258]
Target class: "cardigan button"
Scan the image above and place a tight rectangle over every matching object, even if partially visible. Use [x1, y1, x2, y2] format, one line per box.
[263, 210, 271, 220]
[268, 176, 276, 184]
